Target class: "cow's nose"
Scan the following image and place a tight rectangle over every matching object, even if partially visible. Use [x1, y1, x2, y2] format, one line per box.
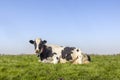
[35, 50, 39, 53]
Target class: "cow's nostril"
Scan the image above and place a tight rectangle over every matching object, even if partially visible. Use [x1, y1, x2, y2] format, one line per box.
[35, 50, 39, 53]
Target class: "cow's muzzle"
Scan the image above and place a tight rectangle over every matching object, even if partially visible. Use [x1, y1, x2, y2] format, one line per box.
[35, 48, 43, 54]
[35, 50, 40, 53]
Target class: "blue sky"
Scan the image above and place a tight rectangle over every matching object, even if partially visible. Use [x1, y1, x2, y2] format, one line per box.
[0, 0, 120, 54]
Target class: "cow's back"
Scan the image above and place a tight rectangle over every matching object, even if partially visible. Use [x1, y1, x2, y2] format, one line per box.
[46, 44, 64, 57]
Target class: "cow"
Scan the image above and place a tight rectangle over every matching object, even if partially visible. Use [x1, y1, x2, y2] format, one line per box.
[29, 38, 91, 64]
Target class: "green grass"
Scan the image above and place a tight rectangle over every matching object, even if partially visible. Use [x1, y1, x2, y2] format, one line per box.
[0, 54, 120, 80]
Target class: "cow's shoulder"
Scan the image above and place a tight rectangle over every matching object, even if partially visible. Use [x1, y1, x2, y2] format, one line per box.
[46, 44, 64, 55]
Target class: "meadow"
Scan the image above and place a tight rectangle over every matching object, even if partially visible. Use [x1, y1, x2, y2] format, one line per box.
[0, 54, 120, 80]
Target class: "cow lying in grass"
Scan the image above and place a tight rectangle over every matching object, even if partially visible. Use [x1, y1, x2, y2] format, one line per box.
[29, 38, 91, 64]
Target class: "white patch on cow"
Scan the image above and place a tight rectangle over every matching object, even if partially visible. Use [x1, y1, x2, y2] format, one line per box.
[51, 54, 59, 64]
[40, 55, 59, 64]
[71, 48, 84, 64]
[35, 38, 41, 49]
[77, 55, 83, 64]
[60, 58, 67, 63]
[71, 48, 82, 58]
[47, 44, 64, 57]
[41, 59, 48, 63]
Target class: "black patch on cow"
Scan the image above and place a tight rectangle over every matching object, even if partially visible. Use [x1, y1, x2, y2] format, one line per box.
[76, 49, 79, 52]
[61, 47, 75, 61]
[31, 40, 47, 50]
[29, 40, 34, 44]
[56, 57, 59, 60]
[38, 46, 53, 61]
[42, 40, 47, 44]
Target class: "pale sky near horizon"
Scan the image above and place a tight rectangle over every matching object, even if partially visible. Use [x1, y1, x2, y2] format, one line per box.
[0, 0, 120, 54]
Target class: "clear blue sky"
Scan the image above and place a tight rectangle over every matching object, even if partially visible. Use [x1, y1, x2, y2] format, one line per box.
[0, 0, 120, 54]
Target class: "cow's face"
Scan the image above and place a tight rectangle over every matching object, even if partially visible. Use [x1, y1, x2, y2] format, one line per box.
[29, 38, 47, 54]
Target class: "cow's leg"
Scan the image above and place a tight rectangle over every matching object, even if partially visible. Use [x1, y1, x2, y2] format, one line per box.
[38, 56, 42, 62]
[52, 56, 59, 64]
[41, 59, 48, 63]
[72, 55, 83, 64]
[83, 61, 90, 64]
[82, 55, 90, 64]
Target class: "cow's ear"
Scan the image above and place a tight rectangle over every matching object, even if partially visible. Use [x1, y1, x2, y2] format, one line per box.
[29, 40, 34, 44]
[42, 40, 47, 44]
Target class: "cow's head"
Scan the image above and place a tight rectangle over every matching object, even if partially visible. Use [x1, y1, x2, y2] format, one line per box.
[29, 38, 47, 55]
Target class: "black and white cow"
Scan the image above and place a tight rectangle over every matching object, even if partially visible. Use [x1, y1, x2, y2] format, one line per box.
[29, 38, 91, 64]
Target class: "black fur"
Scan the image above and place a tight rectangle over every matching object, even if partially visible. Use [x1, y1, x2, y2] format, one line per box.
[29, 39, 56, 61]
[76, 49, 79, 52]
[29, 40, 34, 44]
[38, 46, 53, 60]
[42, 40, 47, 44]
[61, 47, 75, 61]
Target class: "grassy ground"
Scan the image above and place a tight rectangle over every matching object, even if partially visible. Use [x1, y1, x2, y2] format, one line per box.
[0, 54, 120, 80]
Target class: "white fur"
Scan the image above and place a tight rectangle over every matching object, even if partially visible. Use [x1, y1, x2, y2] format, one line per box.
[51, 54, 59, 64]
[35, 38, 41, 51]
[40, 55, 59, 64]
[47, 44, 64, 57]
[70, 48, 83, 64]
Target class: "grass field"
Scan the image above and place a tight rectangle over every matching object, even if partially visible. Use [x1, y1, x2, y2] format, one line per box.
[0, 54, 120, 80]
